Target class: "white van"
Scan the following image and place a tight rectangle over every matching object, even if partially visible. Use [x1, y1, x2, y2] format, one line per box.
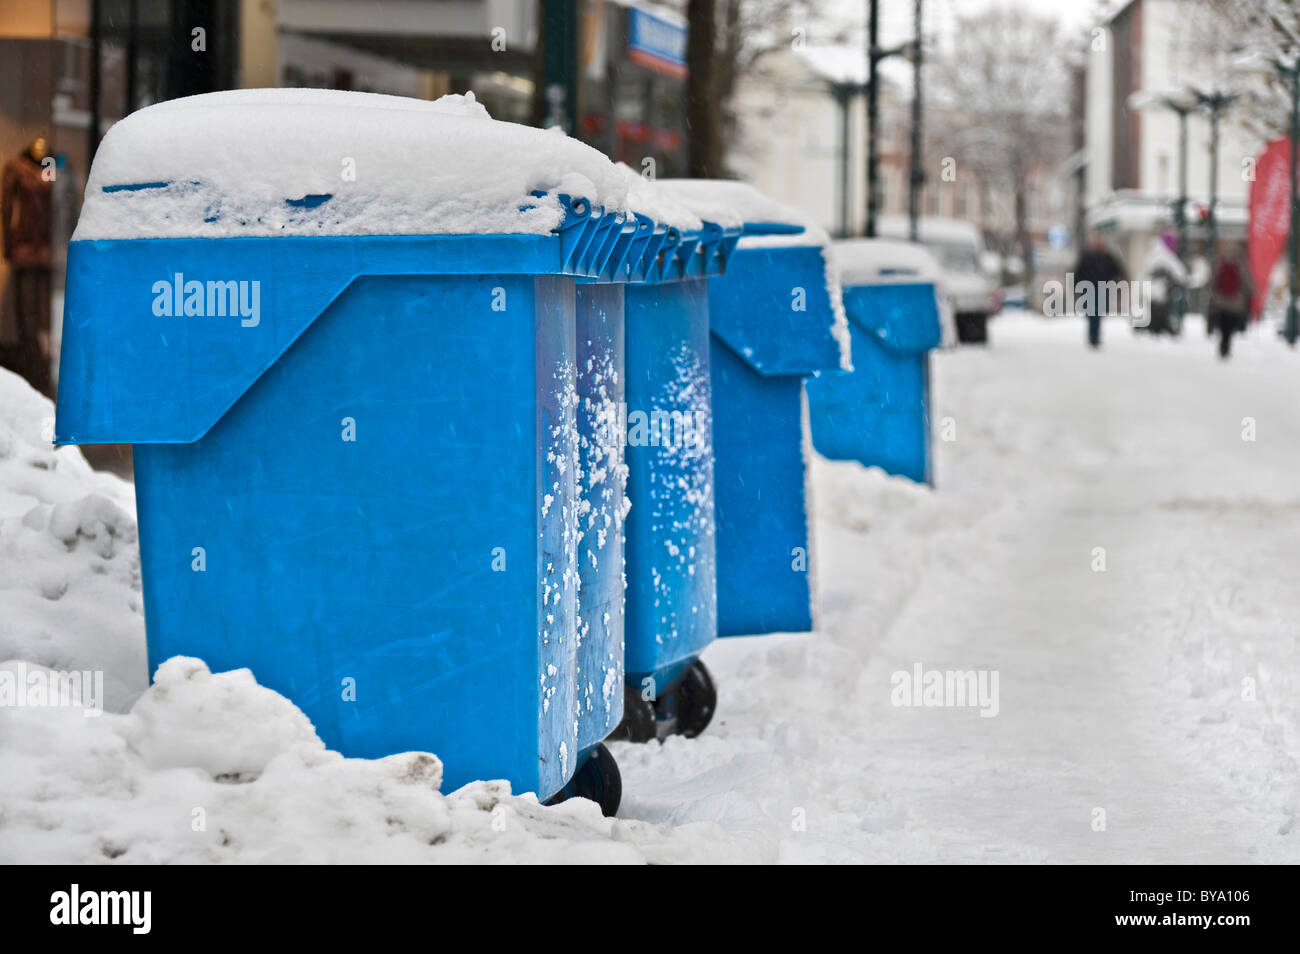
[876, 216, 997, 343]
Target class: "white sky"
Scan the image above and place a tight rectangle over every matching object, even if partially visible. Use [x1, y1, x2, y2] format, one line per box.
[799, 0, 1108, 87]
[814, 0, 1105, 49]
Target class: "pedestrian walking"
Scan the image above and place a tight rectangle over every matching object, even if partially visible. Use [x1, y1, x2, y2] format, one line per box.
[1208, 244, 1254, 359]
[1074, 233, 1127, 348]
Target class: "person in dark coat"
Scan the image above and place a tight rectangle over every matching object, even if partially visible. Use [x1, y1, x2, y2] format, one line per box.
[1207, 243, 1254, 360]
[1074, 233, 1127, 348]
[2, 137, 54, 395]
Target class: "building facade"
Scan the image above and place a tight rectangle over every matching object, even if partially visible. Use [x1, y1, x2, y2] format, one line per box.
[1082, 0, 1259, 279]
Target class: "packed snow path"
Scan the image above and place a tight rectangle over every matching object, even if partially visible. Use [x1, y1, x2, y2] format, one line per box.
[617, 312, 1299, 863]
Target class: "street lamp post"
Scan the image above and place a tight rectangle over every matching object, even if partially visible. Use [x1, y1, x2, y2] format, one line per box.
[1191, 89, 1240, 290]
[908, 0, 924, 243]
[1278, 59, 1300, 346]
[1172, 102, 1191, 329]
[831, 82, 864, 239]
[1128, 90, 1195, 328]
[865, 0, 918, 238]
[866, 0, 881, 237]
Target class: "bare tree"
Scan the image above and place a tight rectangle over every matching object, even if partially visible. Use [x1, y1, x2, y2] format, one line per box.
[1203, 0, 1300, 142]
[929, 4, 1070, 277]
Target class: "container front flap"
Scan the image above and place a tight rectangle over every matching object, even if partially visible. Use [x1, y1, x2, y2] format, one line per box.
[55, 233, 562, 444]
[842, 282, 942, 355]
[708, 245, 843, 376]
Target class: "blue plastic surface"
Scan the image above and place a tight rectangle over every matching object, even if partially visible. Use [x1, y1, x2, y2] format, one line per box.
[57, 229, 610, 800]
[707, 245, 843, 376]
[622, 278, 718, 681]
[707, 244, 843, 637]
[574, 283, 626, 748]
[806, 281, 941, 484]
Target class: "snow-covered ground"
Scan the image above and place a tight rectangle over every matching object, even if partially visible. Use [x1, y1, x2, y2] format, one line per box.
[2, 310, 1297, 863]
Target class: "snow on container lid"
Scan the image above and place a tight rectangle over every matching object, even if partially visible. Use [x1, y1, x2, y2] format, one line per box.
[655, 179, 826, 248]
[73, 88, 697, 240]
[656, 179, 850, 373]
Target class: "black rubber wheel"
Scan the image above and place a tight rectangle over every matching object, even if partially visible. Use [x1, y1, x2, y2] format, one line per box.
[956, 313, 989, 344]
[671, 660, 717, 739]
[609, 684, 657, 743]
[569, 743, 621, 816]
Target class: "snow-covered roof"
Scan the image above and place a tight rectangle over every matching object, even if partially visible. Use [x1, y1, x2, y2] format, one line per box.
[74, 88, 701, 241]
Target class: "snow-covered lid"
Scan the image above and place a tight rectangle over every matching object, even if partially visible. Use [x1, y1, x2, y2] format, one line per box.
[73, 88, 698, 241]
[833, 238, 943, 288]
[656, 179, 830, 249]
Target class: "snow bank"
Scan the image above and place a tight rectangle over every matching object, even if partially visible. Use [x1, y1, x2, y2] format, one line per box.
[0, 370, 145, 712]
[0, 653, 753, 863]
[73, 89, 698, 240]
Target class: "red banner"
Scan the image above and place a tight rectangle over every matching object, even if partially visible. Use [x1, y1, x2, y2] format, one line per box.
[1248, 138, 1295, 317]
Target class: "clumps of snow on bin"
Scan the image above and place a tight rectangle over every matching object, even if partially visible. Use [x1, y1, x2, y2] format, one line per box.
[575, 336, 629, 727]
[73, 89, 700, 241]
[640, 341, 715, 648]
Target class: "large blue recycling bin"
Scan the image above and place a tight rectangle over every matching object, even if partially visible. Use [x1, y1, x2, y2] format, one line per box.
[617, 223, 738, 699]
[707, 234, 847, 636]
[806, 247, 942, 484]
[563, 205, 736, 745]
[55, 185, 659, 802]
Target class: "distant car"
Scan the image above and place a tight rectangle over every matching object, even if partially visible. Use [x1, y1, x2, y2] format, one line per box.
[876, 216, 997, 343]
[831, 238, 957, 347]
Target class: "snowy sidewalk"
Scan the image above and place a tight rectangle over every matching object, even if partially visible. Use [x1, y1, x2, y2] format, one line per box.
[617, 312, 1299, 863]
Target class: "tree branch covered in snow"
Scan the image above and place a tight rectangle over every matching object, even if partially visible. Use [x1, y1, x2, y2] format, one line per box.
[1203, 0, 1300, 142]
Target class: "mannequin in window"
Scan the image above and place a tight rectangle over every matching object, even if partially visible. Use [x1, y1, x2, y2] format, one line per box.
[2, 136, 54, 396]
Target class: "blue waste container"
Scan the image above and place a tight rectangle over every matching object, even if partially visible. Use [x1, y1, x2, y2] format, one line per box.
[605, 218, 740, 741]
[54, 95, 659, 814]
[806, 239, 944, 485]
[705, 226, 848, 637]
[651, 181, 848, 640]
[569, 204, 671, 757]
